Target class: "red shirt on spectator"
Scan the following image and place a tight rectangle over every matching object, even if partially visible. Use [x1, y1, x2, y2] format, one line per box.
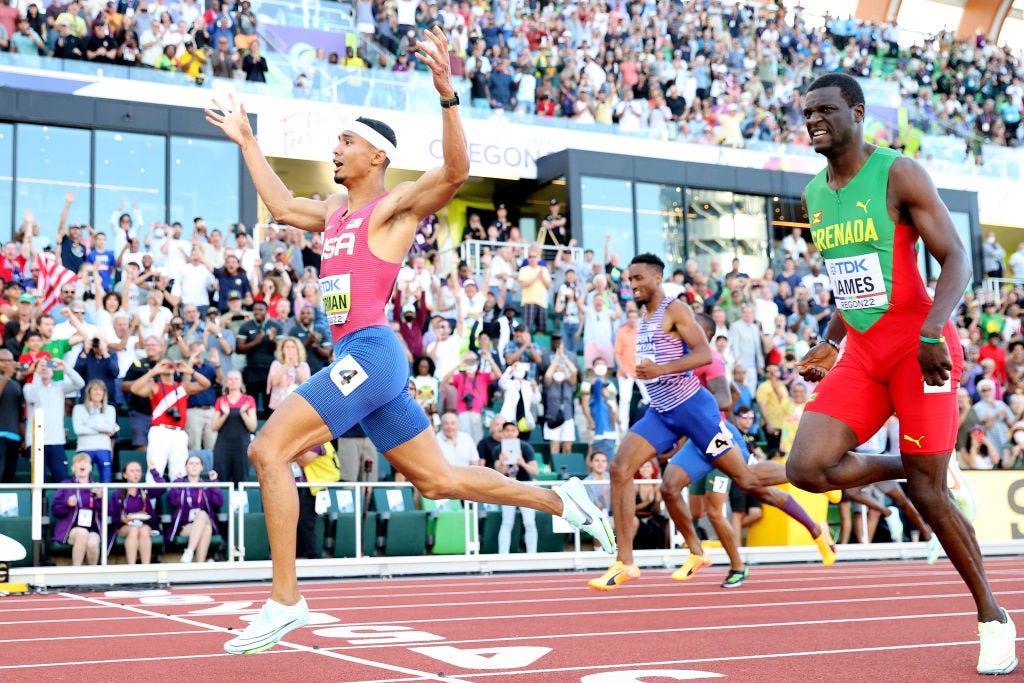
[978, 341, 1007, 385]
[151, 381, 188, 429]
[255, 293, 286, 319]
[0, 252, 25, 285]
[18, 350, 52, 385]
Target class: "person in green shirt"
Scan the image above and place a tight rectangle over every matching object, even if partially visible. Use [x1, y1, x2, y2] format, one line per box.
[32, 312, 87, 382]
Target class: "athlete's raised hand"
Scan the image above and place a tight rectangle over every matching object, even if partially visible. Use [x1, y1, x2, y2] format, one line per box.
[205, 94, 253, 147]
[415, 25, 456, 98]
[918, 339, 953, 387]
[795, 342, 837, 383]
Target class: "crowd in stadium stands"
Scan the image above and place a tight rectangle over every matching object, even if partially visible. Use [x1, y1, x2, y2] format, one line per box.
[2, 0, 1023, 156]
[2, 191, 1024, 565]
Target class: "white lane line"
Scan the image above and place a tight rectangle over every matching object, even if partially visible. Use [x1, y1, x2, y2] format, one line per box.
[164, 565, 1001, 597]
[440, 639, 1024, 680]
[0, 575, 1011, 623]
[324, 589, 1024, 628]
[185, 578, 1022, 615]
[0, 651, 292, 670]
[0, 615, 160, 626]
[316, 610, 983, 652]
[10, 592, 472, 683]
[0, 629, 208, 644]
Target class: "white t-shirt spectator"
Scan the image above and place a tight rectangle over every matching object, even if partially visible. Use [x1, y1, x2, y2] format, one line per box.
[437, 430, 478, 467]
[137, 304, 173, 342]
[428, 333, 463, 380]
[583, 306, 616, 346]
[781, 233, 808, 261]
[396, 0, 416, 25]
[175, 262, 214, 308]
[114, 334, 141, 377]
[801, 271, 831, 295]
[163, 238, 192, 278]
[754, 297, 779, 336]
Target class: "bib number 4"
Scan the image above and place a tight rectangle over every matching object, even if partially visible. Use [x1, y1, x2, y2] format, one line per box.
[705, 422, 734, 458]
[330, 355, 369, 396]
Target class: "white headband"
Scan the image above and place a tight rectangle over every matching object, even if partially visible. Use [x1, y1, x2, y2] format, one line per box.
[346, 120, 397, 159]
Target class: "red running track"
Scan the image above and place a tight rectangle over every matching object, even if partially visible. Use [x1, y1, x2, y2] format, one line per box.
[1, 558, 1022, 682]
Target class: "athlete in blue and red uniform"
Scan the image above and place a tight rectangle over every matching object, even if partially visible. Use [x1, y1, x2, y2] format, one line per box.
[208, 27, 613, 655]
[589, 254, 820, 590]
[788, 73, 1015, 675]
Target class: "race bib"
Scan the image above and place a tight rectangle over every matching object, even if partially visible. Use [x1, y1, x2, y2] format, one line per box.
[705, 421, 734, 458]
[330, 354, 368, 396]
[825, 253, 888, 311]
[76, 508, 94, 528]
[320, 275, 351, 326]
[188, 508, 198, 522]
[712, 475, 730, 494]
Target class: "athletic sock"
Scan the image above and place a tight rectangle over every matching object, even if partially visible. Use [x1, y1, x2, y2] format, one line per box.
[780, 495, 818, 536]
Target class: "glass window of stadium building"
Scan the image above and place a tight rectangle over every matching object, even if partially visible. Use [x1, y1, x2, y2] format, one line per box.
[533, 149, 981, 285]
[0, 92, 254, 243]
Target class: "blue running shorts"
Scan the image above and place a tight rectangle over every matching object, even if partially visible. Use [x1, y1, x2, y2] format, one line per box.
[294, 325, 429, 452]
[674, 421, 750, 488]
[631, 386, 735, 463]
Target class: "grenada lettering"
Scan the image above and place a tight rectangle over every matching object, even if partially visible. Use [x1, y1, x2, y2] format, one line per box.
[810, 218, 879, 252]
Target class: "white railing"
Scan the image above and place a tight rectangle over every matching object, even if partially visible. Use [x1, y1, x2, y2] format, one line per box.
[982, 277, 1024, 306]
[457, 239, 586, 278]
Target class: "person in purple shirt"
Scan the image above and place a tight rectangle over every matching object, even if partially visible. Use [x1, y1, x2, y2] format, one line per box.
[52, 453, 104, 566]
[109, 459, 162, 564]
[159, 454, 223, 563]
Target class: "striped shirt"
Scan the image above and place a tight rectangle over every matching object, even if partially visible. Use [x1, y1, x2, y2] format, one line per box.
[636, 295, 700, 412]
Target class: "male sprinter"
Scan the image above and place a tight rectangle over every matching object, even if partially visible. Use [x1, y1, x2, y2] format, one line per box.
[668, 313, 834, 588]
[787, 72, 1016, 675]
[592, 308, 834, 590]
[589, 254, 818, 590]
[207, 26, 613, 655]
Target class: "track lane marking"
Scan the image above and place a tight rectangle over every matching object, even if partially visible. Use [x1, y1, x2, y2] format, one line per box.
[19, 591, 473, 682]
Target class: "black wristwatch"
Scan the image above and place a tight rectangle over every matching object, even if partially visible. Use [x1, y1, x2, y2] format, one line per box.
[440, 93, 460, 109]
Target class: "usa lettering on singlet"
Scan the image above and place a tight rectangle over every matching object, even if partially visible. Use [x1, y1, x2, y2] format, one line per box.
[635, 296, 701, 412]
[318, 194, 403, 344]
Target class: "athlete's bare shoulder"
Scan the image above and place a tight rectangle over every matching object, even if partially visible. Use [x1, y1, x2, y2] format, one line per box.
[324, 191, 348, 220]
[886, 155, 949, 230]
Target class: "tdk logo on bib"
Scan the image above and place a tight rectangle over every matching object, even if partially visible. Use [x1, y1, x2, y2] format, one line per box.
[825, 253, 888, 310]
[320, 275, 351, 325]
[829, 258, 869, 274]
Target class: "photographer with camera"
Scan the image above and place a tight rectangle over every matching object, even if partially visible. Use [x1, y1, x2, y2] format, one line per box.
[441, 351, 499, 444]
[24, 357, 84, 482]
[74, 334, 119, 404]
[129, 355, 212, 482]
[542, 343, 578, 456]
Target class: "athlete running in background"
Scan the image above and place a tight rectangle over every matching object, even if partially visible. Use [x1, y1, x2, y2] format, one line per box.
[787, 72, 1016, 676]
[589, 254, 829, 591]
[207, 26, 613, 655]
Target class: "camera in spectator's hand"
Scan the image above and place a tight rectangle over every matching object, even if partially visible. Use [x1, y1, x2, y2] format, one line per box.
[166, 407, 180, 421]
[91, 337, 100, 349]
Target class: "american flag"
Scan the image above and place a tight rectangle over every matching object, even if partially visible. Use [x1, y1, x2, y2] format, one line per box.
[35, 254, 78, 314]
